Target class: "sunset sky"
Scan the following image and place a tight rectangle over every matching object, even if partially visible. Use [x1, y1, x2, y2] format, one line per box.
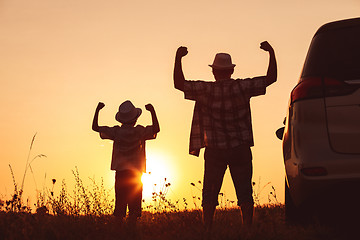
[1, 0, 359, 208]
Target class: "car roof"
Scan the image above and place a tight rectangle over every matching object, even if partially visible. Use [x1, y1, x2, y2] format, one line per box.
[315, 17, 360, 36]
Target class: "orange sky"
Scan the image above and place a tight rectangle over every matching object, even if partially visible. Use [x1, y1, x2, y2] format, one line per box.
[1, 0, 359, 208]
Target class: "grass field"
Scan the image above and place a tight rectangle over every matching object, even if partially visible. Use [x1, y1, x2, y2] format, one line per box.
[0, 170, 356, 240]
[1, 205, 355, 240]
[0, 137, 357, 240]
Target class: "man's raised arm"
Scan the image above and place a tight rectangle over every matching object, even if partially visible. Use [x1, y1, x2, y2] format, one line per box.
[260, 41, 277, 86]
[173, 46, 188, 91]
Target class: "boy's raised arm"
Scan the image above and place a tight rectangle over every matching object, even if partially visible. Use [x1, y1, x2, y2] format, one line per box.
[173, 46, 188, 91]
[145, 104, 160, 134]
[92, 102, 105, 132]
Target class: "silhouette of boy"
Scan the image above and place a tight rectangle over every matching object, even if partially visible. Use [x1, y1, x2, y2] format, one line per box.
[173, 42, 277, 232]
[92, 100, 160, 224]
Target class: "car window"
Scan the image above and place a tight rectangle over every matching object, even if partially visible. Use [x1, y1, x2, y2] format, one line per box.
[302, 25, 360, 82]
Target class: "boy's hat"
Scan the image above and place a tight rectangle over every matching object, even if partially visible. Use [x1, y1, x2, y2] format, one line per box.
[209, 53, 236, 69]
[115, 100, 142, 123]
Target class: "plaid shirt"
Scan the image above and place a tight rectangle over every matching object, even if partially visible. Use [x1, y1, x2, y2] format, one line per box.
[99, 125, 156, 172]
[183, 77, 267, 156]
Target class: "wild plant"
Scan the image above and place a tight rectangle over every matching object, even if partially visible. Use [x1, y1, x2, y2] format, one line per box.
[190, 181, 202, 209]
[252, 178, 279, 206]
[87, 176, 114, 216]
[188, 178, 279, 210]
[46, 168, 115, 216]
[71, 167, 91, 215]
[218, 192, 237, 209]
[3, 133, 46, 213]
[143, 177, 179, 213]
[50, 179, 71, 214]
[268, 185, 279, 205]
[21, 133, 47, 199]
[182, 197, 189, 211]
[4, 165, 30, 212]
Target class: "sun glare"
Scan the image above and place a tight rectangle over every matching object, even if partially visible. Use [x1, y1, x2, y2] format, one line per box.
[141, 152, 173, 199]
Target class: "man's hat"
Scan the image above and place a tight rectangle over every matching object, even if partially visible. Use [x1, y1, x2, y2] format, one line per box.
[209, 53, 236, 69]
[115, 100, 142, 123]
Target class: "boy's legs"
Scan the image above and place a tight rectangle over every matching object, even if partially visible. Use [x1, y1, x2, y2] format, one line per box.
[114, 171, 131, 219]
[127, 171, 143, 227]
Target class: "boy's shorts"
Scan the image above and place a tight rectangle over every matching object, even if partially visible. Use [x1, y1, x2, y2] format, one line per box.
[202, 145, 254, 207]
[114, 170, 143, 218]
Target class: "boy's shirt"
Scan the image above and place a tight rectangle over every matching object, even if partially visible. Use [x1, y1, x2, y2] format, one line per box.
[99, 124, 156, 172]
[183, 77, 267, 156]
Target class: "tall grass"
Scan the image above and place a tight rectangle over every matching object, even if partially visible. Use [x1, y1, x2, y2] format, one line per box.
[3, 134, 46, 213]
[143, 177, 180, 213]
[1, 133, 280, 216]
[0, 134, 351, 240]
[42, 168, 114, 216]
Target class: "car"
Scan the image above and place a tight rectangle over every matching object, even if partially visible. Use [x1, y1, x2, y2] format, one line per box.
[277, 17, 360, 223]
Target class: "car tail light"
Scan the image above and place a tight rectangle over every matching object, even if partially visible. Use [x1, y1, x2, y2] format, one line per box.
[301, 167, 328, 176]
[290, 77, 357, 104]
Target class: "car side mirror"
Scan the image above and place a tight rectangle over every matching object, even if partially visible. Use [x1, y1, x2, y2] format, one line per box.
[276, 127, 285, 140]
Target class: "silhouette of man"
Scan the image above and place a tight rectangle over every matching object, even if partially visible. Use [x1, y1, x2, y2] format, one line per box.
[173, 42, 277, 232]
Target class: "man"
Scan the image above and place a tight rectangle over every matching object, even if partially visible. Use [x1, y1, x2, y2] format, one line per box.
[173, 41, 277, 231]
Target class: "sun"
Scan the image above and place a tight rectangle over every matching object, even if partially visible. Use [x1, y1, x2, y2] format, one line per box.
[141, 151, 173, 199]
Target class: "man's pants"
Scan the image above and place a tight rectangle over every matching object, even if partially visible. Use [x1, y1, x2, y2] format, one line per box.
[202, 145, 254, 207]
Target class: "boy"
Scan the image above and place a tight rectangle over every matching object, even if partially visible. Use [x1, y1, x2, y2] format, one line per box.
[92, 100, 160, 224]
